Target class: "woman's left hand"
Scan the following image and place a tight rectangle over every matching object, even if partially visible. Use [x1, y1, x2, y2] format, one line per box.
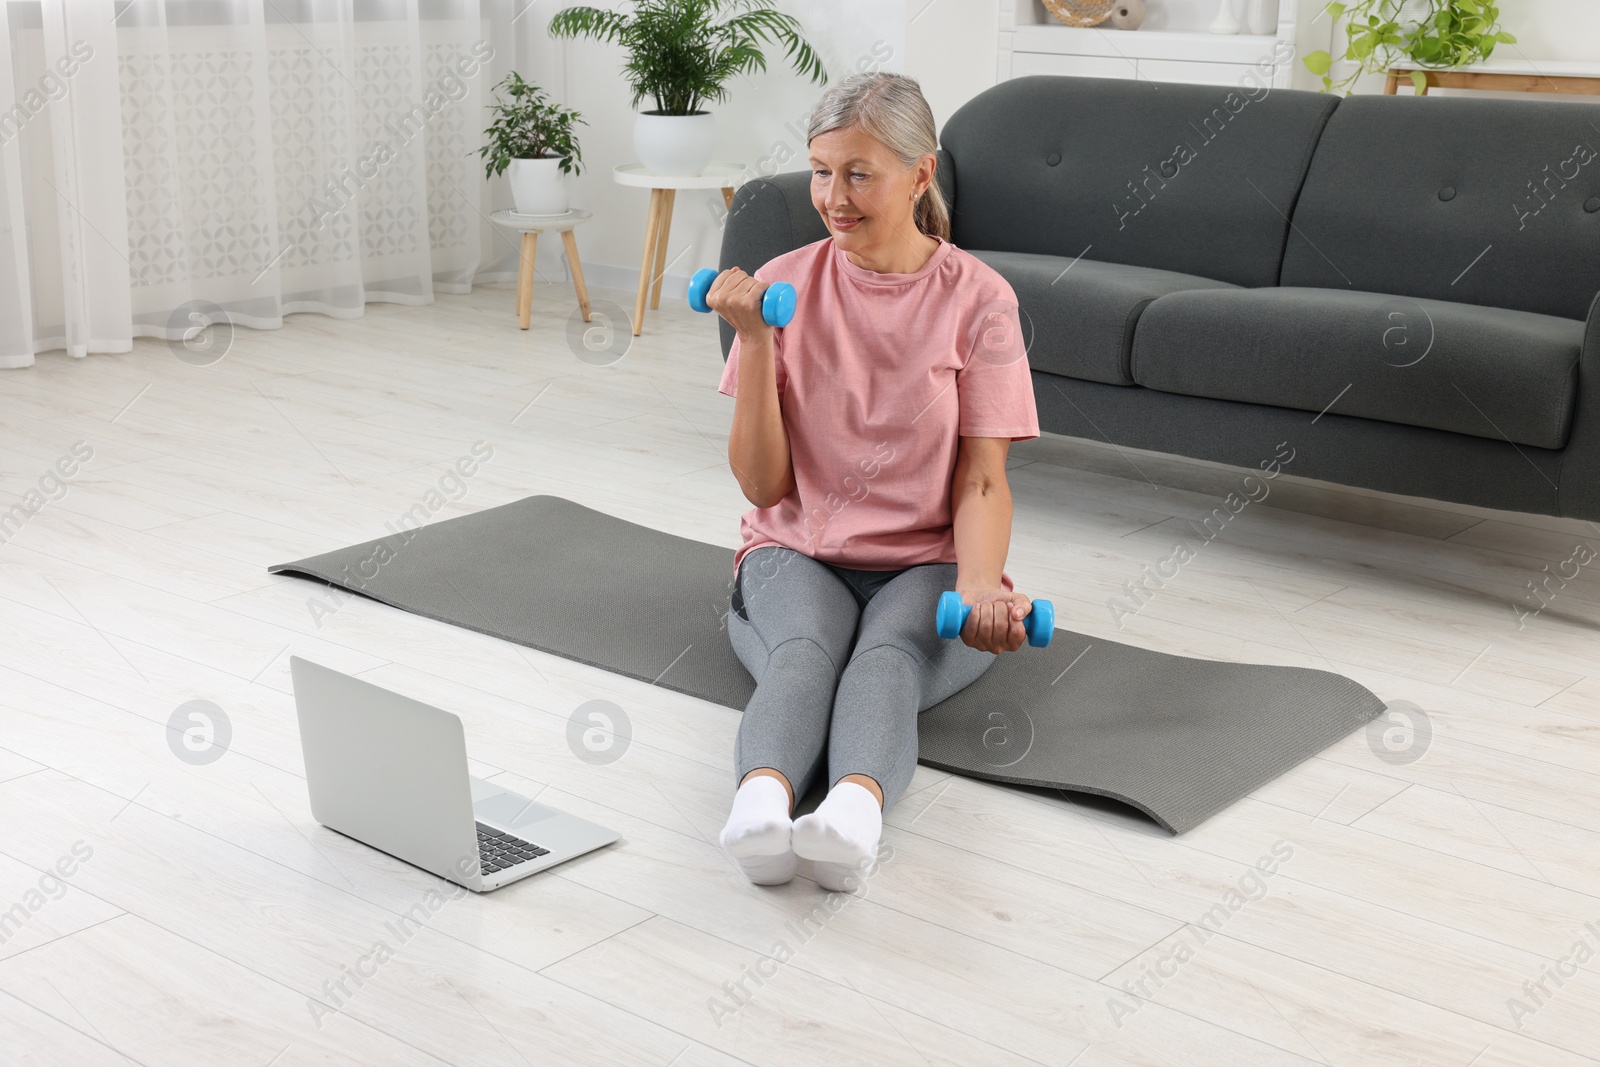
[956, 587, 1033, 654]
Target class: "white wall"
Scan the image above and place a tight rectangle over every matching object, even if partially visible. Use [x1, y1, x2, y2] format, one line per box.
[905, 0, 1000, 133]
[524, 0, 1598, 293]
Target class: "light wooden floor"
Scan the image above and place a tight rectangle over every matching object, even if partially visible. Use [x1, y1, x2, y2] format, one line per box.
[1, 278, 1597, 1067]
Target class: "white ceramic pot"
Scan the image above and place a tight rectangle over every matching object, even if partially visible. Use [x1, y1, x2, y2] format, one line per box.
[633, 111, 716, 176]
[507, 157, 568, 215]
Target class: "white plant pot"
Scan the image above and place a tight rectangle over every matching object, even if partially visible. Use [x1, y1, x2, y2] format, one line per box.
[507, 157, 568, 215]
[633, 111, 717, 176]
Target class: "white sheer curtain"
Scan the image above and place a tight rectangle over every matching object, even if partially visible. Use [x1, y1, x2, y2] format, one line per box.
[0, 0, 534, 369]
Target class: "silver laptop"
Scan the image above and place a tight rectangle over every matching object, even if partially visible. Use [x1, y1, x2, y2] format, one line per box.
[290, 656, 619, 892]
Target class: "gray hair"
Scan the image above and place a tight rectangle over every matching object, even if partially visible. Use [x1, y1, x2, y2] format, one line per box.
[806, 72, 950, 242]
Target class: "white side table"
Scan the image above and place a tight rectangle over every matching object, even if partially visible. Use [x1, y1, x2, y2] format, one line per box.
[489, 208, 593, 330]
[612, 162, 745, 336]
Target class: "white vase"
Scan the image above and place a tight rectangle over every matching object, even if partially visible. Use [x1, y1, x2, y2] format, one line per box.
[507, 157, 568, 215]
[1110, 0, 1146, 30]
[1245, 0, 1278, 34]
[1209, 0, 1243, 34]
[633, 111, 717, 176]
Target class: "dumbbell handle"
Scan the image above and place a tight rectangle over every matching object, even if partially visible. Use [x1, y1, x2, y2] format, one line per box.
[688, 268, 796, 328]
[936, 591, 1054, 648]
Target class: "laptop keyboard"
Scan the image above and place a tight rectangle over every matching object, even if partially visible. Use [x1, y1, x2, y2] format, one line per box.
[476, 822, 550, 873]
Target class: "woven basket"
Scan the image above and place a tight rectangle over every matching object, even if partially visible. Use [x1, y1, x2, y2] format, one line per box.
[1043, 0, 1117, 26]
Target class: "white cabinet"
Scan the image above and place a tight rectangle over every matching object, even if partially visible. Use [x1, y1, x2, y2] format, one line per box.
[1139, 57, 1267, 86]
[1010, 51, 1139, 78]
[1000, 0, 1328, 91]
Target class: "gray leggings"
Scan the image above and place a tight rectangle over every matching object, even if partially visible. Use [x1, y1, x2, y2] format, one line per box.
[726, 545, 997, 812]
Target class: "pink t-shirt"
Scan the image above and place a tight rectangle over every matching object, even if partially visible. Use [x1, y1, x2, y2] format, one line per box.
[717, 233, 1039, 590]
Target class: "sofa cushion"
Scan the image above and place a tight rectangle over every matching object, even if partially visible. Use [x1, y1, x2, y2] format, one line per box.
[1130, 287, 1583, 449]
[939, 74, 1338, 289]
[1283, 94, 1600, 322]
[968, 249, 1238, 385]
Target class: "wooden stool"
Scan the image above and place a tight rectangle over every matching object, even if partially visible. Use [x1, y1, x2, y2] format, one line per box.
[612, 163, 745, 336]
[489, 208, 594, 329]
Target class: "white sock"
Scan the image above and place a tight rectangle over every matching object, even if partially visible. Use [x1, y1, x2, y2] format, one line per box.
[791, 780, 882, 892]
[811, 858, 878, 894]
[719, 774, 796, 885]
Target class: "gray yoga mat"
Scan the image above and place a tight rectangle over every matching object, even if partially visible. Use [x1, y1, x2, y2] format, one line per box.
[270, 494, 1386, 834]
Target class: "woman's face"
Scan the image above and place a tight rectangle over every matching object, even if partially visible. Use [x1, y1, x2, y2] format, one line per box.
[809, 125, 933, 256]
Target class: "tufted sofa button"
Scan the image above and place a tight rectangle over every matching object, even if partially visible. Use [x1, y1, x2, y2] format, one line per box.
[1438, 186, 1456, 202]
[1046, 152, 1061, 166]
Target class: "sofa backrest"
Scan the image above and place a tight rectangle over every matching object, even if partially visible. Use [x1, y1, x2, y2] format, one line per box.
[938, 74, 1338, 289]
[1282, 94, 1600, 321]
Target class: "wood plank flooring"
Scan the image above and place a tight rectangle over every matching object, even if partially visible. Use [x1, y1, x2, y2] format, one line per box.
[1, 279, 1597, 1066]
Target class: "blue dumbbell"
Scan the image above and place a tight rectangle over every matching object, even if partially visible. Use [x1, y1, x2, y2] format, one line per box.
[936, 590, 1054, 648]
[688, 267, 796, 328]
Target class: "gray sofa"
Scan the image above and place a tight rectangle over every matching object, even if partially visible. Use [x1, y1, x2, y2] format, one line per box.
[717, 74, 1600, 521]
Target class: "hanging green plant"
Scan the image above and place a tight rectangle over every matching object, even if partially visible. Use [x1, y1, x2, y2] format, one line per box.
[1303, 0, 1517, 95]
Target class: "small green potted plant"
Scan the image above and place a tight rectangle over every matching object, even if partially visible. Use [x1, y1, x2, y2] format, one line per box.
[480, 72, 587, 215]
[548, 0, 826, 176]
[1303, 0, 1516, 95]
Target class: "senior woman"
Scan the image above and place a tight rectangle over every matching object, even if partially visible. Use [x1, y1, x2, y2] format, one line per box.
[706, 72, 1041, 891]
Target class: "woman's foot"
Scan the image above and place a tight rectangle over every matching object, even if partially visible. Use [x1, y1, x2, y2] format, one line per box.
[719, 774, 796, 885]
[791, 780, 882, 892]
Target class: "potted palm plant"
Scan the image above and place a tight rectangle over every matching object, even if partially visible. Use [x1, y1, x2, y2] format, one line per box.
[480, 72, 587, 215]
[548, 0, 827, 176]
[1303, 0, 1516, 94]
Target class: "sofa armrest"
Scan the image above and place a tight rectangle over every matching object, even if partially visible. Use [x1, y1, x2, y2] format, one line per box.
[1557, 290, 1600, 519]
[717, 170, 828, 360]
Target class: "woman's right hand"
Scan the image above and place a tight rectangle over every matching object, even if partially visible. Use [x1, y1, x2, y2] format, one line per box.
[705, 267, 777, 346]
